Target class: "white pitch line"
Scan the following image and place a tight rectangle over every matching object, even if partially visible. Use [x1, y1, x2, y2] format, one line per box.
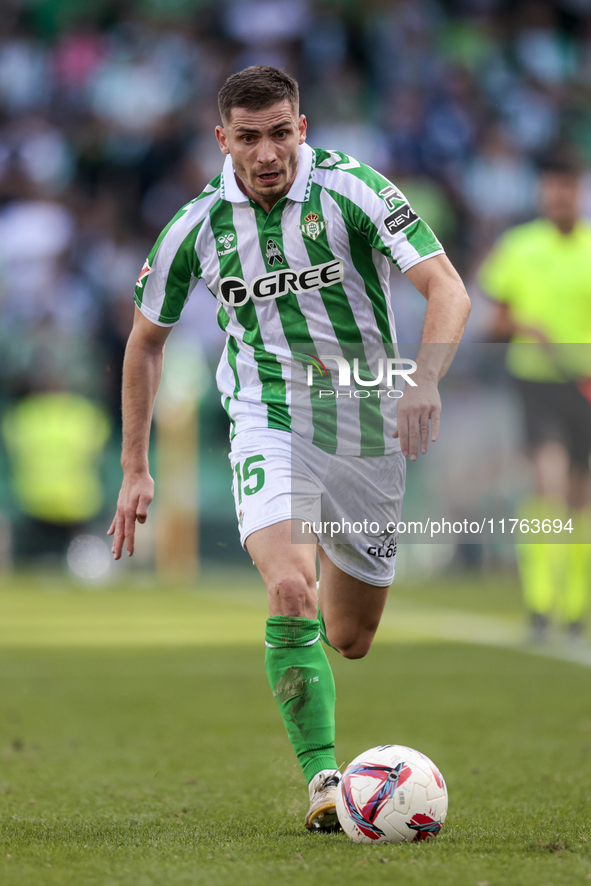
[201, 587, 591, 668]
[379, 602, 591, 668]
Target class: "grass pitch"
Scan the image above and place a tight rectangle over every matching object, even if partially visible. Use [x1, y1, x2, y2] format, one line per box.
[0, 570, 590, 885]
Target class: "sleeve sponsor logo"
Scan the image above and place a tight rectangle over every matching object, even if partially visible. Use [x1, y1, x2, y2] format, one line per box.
[135, 258, 154, 289]
[378, 184, 404, 210]
[384, 204, 419, 234]
[218, 259, 344, 307]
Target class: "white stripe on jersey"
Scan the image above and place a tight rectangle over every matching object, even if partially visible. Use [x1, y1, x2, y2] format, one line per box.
[140, 191, 220, 325]
[136, 144, 445, 454]
[314, 166, 442, 273]
[195, 210, 222, 302]
[285, 196, 364, 454]
[320, 188, 395, 452]
[234, 202, 292, 386]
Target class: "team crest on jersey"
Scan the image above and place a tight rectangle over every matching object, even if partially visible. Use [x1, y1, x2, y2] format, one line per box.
[135, 259, 154, 289]
[298, 212, 328, 241]
[265, 238, 284, 266]
[217, 232, 237, 255]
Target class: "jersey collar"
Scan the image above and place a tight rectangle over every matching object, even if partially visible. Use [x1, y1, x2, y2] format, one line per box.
[287, 143, 314, 202]
[220, 143, 314, 205]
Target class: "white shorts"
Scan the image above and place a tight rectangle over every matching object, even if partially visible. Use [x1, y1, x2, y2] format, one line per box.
[229, 428, 406, 587]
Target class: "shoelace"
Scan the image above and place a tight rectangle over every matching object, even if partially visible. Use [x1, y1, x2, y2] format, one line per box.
[321, 774, 340, 789]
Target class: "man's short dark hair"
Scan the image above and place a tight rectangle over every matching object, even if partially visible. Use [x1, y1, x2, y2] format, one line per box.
[218, 66, 299, 124]
[537, 146, 583, 178]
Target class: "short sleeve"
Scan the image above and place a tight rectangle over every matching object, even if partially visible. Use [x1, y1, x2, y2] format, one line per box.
[134, 204, 203, 326]
[320, 157, 445, 273]
[365, 182, 445, 272]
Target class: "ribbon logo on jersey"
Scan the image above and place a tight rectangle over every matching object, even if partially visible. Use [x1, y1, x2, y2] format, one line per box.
[298, 212, 328, 241]
[265, 239, 284, 266]
[218, 258, 344, 307]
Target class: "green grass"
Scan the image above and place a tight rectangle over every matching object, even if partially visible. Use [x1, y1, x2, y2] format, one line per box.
[0, 570, 590, 885]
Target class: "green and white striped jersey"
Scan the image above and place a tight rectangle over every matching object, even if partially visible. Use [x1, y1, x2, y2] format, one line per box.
[134, 143, 443, 455]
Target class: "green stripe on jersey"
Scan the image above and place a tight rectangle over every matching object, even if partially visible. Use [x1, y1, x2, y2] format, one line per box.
[222, 395, 237, 440]
[301, 183, 362, 343]
[301, 184, 385, 455]
[134, 181, 220, 309]
[217, 305, 241, 416]
[337, 155, 446, 252]
[316, 152, 441, 263]
[251, 198, 338, 453]
[324, 184, 400, 270]
[324, 188, 391, 343]
[158, 222, 203, 323]
[210, 199, 290, 432]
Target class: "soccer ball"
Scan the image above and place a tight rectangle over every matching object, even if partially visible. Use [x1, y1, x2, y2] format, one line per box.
[335, 745, 448, 844]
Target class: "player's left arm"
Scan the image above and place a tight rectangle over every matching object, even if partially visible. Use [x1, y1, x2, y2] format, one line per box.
[396, 254, 471, 460]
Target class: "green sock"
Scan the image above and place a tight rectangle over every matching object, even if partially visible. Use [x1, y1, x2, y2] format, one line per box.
[265, 616, 337, 783]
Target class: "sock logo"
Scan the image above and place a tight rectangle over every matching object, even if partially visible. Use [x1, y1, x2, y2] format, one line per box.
[273, 669, 320, 701]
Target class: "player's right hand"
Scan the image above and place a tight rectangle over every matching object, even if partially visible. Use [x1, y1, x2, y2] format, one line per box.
[107, 472, 154, 559]
[393, 376, 441, 461]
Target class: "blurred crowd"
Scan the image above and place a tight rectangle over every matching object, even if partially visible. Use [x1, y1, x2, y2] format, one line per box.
[1, 0, 591, 564]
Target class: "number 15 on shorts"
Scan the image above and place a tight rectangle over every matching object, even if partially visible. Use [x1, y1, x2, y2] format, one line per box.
[234, 455, 266, 504]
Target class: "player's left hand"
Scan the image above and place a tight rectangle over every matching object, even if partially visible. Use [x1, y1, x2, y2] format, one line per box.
[393, 379, 441, 460]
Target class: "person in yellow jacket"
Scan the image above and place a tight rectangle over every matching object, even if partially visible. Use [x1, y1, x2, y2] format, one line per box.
[480, 154, 591, 641]
[2, 390, 111, 562]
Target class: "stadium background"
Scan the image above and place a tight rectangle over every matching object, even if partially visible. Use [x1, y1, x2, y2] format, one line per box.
[2, 0, 591, 577]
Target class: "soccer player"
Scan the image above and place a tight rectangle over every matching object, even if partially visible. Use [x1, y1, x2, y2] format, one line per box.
[480, 154, 591, 641]
[108, 66, 470, 830]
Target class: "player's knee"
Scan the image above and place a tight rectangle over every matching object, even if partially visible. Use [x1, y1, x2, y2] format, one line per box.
[339, 641, 371, 660]
[334, 631, 374, 660]
[268, 574, 317, 618]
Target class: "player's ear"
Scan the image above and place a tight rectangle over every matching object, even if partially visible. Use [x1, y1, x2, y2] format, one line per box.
[298, 115, 307, 145]
[216, 125, 230, 155]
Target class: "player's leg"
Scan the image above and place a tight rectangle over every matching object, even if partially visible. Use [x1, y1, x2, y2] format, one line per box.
[562, 460, 591, 636]
[516, 396, 570, 637]
[314, 449, 403, 656]
[517, 439, 569, 639]
[248, 518, 317, 618]
[317, 545, 390, 659]
[246, 519, 341, 829]
[517, 541, 563, 639]
[562, 391, 591, 637]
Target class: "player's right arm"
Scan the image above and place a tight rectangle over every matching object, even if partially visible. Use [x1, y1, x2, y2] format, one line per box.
[108, 307, 173, 559]
[110, 196, 204, 558]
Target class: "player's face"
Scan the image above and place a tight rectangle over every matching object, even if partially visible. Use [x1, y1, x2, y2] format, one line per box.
[216, 99, 307, 210]
[539, 172, 581, 232]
